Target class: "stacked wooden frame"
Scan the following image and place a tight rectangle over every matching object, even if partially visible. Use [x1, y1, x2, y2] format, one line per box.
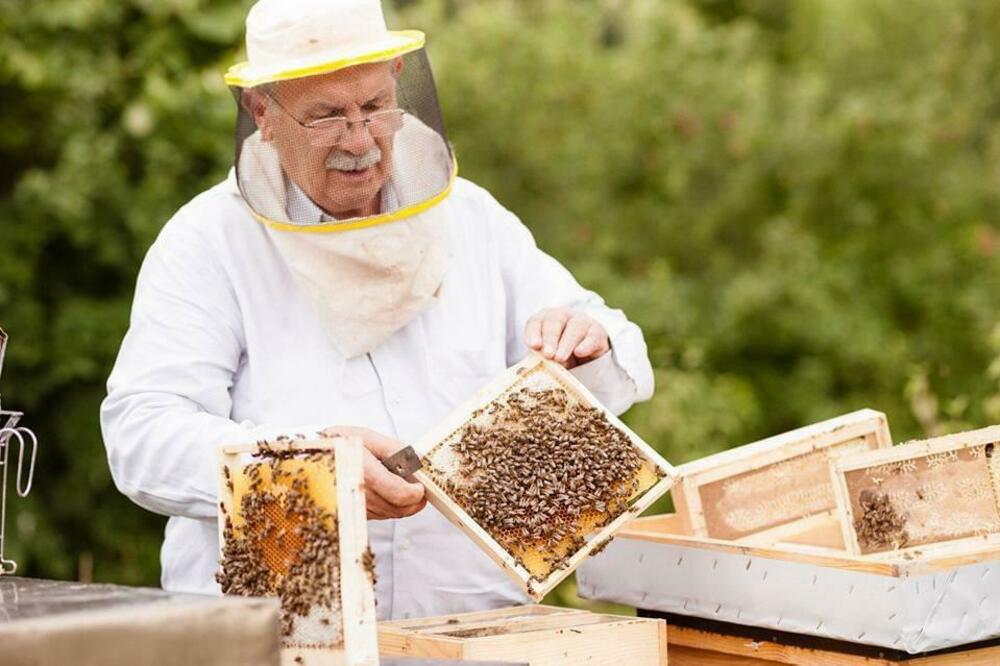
[671, 409, 893, 544]
[829, 424, 1000, 557]
[378, 604, 667, 665]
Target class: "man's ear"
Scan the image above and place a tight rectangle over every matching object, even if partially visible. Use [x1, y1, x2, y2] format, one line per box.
[242, 88, 274, 141]
[391, 57, 404, 78]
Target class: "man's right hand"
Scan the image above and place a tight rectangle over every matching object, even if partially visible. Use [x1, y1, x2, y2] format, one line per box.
[319, 426, 427, 520]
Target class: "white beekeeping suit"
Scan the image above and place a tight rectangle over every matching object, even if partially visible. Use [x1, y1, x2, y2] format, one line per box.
[101, 0, 654, 620]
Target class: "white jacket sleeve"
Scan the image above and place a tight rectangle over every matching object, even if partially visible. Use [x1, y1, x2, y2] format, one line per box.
[101, 216, 312, 520]
[487, 193, 655, 415]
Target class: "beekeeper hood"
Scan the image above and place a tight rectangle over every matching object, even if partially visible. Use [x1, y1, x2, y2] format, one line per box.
[225, 0, 455, 358]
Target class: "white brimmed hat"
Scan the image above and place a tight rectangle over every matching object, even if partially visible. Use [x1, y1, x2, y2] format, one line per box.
[224, 0, 424, 88]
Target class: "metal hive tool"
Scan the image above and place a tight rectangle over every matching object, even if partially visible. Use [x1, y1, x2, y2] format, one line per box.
[0, 328, 38, 576]
[414, 353, 676, 600]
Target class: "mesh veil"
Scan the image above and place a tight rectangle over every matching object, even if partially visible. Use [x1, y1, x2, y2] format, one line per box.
[230, 48, 454, 229]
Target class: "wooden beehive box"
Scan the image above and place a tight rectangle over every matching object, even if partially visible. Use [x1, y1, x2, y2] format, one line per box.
[577, 511, 1000, 654]
[831, 425, 1000, 556]
[218, 436, 379, 666]
[378, 604, 667, 665]
[413, 353, 676, 601]
[672, 409, 892, 543]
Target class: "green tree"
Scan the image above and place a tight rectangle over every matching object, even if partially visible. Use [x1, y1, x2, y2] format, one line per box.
[1, 0, 999, 604]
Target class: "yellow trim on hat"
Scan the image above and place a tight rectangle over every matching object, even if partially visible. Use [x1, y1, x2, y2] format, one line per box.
[224, 30, 425, 88]
[250, 157, 458, 233]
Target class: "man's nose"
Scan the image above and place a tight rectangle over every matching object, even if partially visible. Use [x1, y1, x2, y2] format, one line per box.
[338, 119, 376, 155]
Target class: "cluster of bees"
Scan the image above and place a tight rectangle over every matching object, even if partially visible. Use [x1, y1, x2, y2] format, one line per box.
[362, 546, 377, 588]
[432, 387, 645, 574]
[854, 488, 910, 551]
[217, 445, 343, 644]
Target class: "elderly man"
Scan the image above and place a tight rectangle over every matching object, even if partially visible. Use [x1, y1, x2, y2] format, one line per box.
[101, 0, 653, 619]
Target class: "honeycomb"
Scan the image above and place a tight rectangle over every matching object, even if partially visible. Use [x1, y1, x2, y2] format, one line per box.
[218, 448, 344, 648]
[423, 363, 665, 583]
[502, 463, 661, 579]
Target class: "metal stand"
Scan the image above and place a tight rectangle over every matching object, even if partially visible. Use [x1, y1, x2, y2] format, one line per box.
[0, 328, 37, 575]
[0, 413, 35, 575]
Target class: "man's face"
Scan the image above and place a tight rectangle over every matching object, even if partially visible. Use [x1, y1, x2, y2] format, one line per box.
[256, 62, 400, 219]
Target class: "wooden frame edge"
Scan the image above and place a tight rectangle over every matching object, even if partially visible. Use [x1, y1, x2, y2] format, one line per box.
[334, 437, 380, 666]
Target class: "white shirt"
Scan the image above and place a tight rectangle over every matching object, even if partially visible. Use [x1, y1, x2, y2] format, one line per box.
[100, 172, 655, 620]
[285, 174, 399, 221]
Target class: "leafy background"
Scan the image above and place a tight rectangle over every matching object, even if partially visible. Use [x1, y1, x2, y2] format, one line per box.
[2, 0, 1000, 611]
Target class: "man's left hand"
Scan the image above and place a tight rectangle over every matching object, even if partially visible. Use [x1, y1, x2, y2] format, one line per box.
[524, 307, 610, 369]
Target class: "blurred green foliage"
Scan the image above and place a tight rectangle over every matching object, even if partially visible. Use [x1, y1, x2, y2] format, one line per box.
[2, 0, 1000, 611]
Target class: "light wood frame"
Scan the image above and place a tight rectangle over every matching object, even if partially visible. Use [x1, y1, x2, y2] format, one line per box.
[219, 437, 379, 666]
[830, 425, 1000, 557]
[618, 513, 1000, 578]
[672, 409, 892, 540]
[412, 353, 677, 601]
[378, 604, 667, 665]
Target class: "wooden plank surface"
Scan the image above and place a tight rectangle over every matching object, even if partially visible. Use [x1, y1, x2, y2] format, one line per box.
[379, 605, 666, 666]
[381, 604, 579, 632]
[667, 623, 1000, 665]
[462, 617, 664, 665]
[669, 645, 775, 665]
[669, 624, 889, 665]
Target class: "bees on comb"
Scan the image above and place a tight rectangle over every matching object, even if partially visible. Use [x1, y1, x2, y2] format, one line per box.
[217, 442, 344, 646]
[426, 385, 648, 578]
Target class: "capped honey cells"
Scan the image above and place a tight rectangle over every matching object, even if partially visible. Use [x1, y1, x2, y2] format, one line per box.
[217, 441, 344, 647]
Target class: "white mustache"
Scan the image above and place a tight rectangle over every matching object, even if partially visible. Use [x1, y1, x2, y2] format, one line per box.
[325, 145, 382, 172]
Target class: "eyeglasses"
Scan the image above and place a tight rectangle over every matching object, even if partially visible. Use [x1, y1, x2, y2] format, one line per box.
[265, 93, 405, 147]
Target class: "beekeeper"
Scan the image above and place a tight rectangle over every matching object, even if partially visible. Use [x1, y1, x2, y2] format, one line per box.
[101, 0, 654, 619]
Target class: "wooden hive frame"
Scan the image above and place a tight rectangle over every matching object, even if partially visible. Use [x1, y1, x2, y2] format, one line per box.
[830, 425, 1000, 557]
[618, 512, 1000, 578]
[378, 604, 667, 665]
[219, 436, 379, 666]
[672, 409, 893, 543]
[412, 353, 677, 601]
